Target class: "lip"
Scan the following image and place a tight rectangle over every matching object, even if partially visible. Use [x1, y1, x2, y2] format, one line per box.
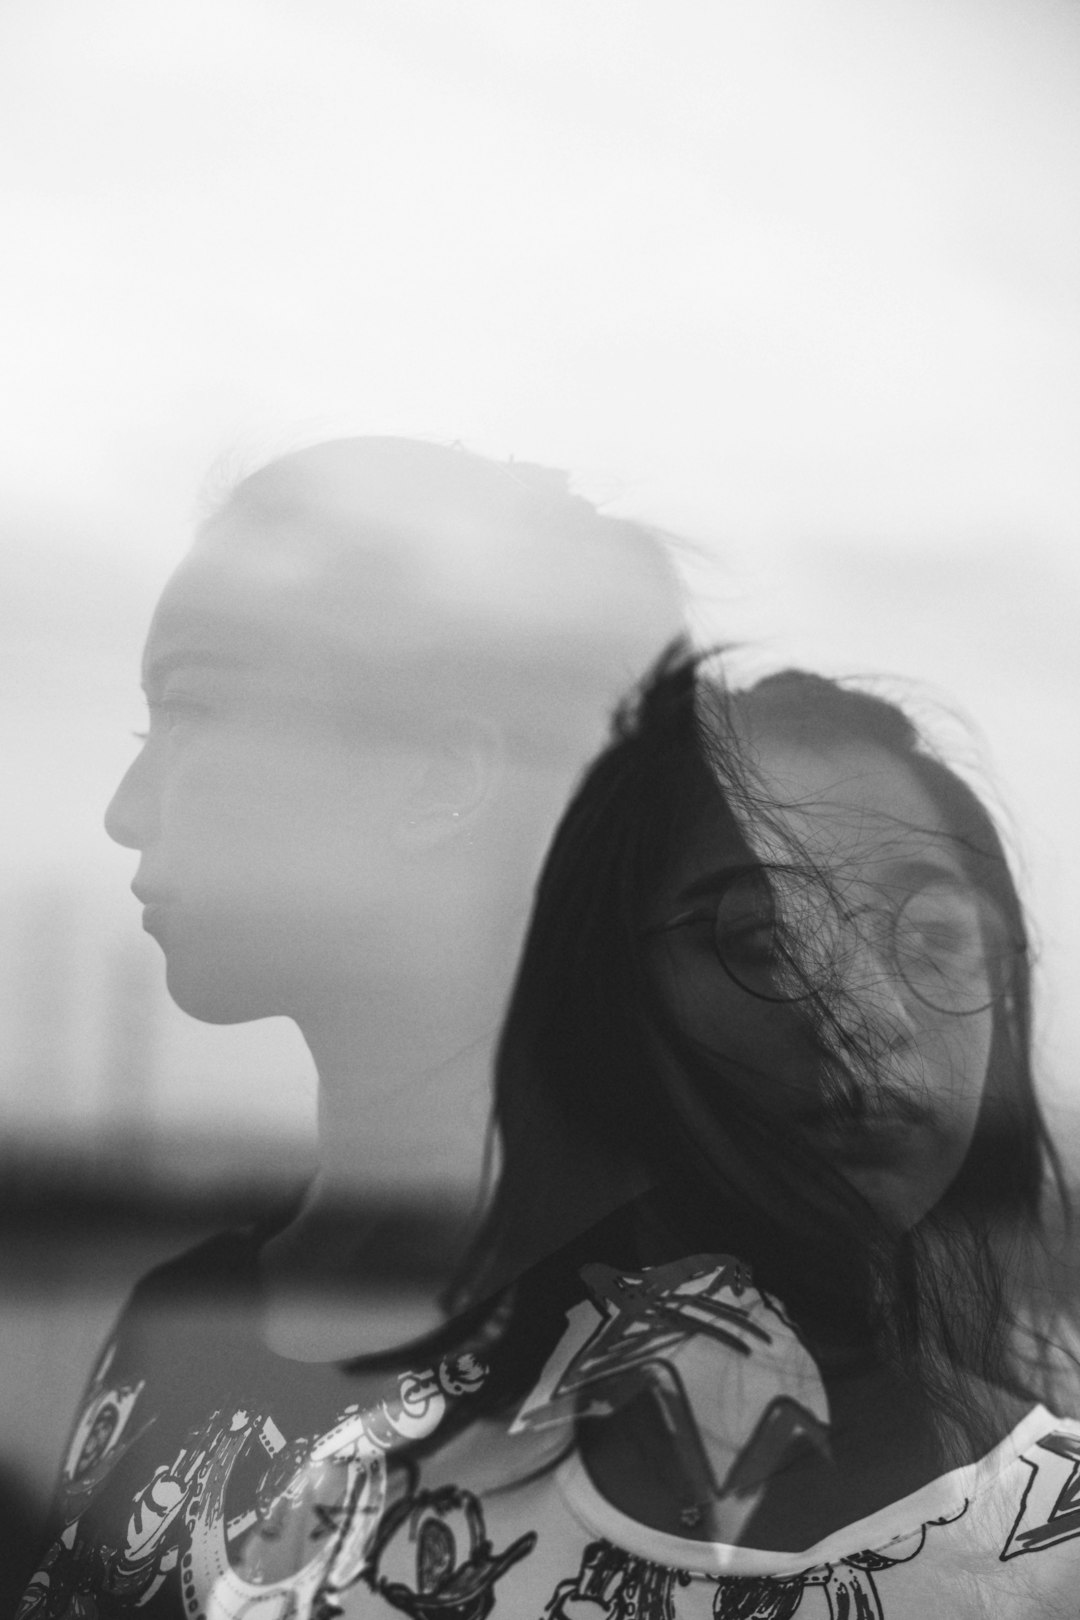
[139, 902, 171, 936]
[132, 887, 176, 935]
[802, 1115, 929, 1167]
[132, 882, 177, 905]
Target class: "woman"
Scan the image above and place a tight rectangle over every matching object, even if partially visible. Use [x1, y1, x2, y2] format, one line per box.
[427, 644, 1080, 1616]
[16, 437, 684, 1620]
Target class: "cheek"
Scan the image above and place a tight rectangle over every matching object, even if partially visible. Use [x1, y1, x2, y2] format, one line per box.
[654, 945, 811, 1090]
[916, 1009, 993, 1132]
[162, 733, 407, 895]
[160, 733, 275, 840]
[655, 944, 740, 1046]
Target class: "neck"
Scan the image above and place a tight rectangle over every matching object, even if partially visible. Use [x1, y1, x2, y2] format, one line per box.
[258, 1007, 496, 1362]
[308, 1031, 494, 1206]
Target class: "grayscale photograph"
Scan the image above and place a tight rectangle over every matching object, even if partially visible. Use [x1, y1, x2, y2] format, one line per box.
[2, 3, 1080, 1616]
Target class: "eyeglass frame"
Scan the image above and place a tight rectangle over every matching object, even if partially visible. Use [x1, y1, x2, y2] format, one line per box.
[640, 862, 1022, 1017]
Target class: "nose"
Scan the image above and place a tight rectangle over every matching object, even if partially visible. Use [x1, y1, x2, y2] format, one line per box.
[836, 926, 918, 1050]
[104, 745, 158, 851]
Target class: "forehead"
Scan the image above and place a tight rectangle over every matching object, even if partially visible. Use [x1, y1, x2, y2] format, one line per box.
[743, 736, 958, 878]
[663, 735, 963, 900]
[141, 506, 417, 690]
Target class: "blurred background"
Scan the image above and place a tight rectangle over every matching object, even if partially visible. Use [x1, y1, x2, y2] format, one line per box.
[2, 0, 1079, 1592]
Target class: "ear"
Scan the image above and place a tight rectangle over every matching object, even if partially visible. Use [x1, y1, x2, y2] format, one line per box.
[393, 713, 505, 853]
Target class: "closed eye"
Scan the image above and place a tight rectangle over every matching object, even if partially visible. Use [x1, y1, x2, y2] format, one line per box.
[717, 923, 777, 963]
[650, 906, 715, 936]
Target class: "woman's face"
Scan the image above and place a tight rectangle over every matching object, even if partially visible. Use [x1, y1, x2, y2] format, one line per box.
[648, 735, 996, 1230]
[103, 507, 433, 1028]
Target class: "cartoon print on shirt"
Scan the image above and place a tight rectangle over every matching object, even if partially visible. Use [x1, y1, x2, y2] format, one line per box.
[515, 1255, 831, 1541]
[543, 1507, 969, 1620]
[56, 1340, 149, 1525]
[19, 1410, 242, 1619]
[17, 1522, 100, 1620]
[513, 1255, 759, 1430]
[542, 1539, 691, 1620]
[360, 1466, 537, 1620]
[711, 1509, 969, 1620]
[112, 1410, 237, 1605]
[183, 1354, 488, 1620]
[18, 1353, 488, 1620]
[1000, 1429, 1080, 1561]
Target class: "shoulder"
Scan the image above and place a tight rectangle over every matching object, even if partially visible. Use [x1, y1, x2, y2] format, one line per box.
[127, 1221, 263, 1309]
[101, 1220, 269, 1398]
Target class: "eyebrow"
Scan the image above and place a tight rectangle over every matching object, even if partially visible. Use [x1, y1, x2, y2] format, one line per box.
[675, 863, 762, 903]
[875, 856, 968, 889]
[673, 855, 967, 906]
[141, 651, 251, 694]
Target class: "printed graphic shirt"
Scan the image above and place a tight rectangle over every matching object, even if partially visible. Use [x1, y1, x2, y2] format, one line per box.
[19, 1229, 1080, 1620]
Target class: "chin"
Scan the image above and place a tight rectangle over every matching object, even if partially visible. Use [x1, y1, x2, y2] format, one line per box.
[844, 1164, 954, 1233]
[163, 957, 283, 1026]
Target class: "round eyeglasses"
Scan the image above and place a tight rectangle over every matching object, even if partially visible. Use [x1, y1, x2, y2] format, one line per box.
[644, 865, 1021, 1016]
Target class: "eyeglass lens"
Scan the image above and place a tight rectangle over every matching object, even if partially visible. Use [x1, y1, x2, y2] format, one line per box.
[712, 868, 1012, 1014]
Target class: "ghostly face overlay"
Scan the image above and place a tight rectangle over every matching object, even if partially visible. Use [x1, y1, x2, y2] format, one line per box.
[104, 507, 442, 1029]
[649, 736, 994, 1230]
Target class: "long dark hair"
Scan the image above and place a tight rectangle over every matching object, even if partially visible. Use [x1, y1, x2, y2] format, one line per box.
[450, 642, 1069, 1454]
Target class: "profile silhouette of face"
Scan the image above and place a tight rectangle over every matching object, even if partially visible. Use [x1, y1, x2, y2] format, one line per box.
[650, 736, 995, 1230]
[105, 501, 434, 1027]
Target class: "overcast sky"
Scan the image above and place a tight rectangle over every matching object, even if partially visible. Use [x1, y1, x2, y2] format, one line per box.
[2, 0, 1079, 1156]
